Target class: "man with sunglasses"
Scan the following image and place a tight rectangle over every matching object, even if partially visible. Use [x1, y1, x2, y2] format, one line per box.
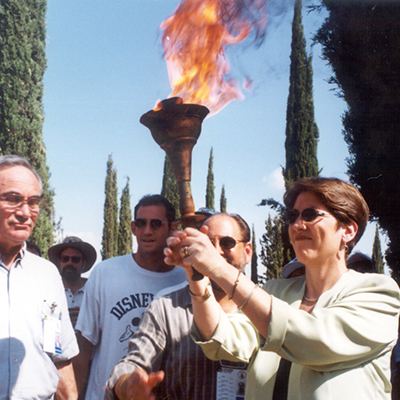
[104, 212, 252, 400]
[74, 194, 186, 400]
[48, 236, 97, 328]
[0, 155, 79, 399]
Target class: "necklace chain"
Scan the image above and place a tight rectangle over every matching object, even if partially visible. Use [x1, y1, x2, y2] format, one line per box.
[303, 294, 319, 302]
[303, 285, 320, 303]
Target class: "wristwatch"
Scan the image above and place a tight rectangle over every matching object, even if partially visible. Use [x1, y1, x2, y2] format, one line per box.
[189, 283, 212, 302]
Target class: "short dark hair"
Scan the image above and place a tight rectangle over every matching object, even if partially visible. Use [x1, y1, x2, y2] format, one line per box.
[134, 195, 176, 225]
[283, 177, 369, 254]
[204, 212, 251, 243]
[0, 155, 42, 191]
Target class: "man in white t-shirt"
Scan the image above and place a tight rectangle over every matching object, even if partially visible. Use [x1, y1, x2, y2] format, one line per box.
[74, 195, 187, 400]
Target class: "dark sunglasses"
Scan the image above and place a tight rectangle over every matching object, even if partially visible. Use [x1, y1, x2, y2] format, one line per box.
[134, 218, 166, 230]
[210, 236, 245, 250]
[284, 208, 330, 225]
[60, 255, 82, 264]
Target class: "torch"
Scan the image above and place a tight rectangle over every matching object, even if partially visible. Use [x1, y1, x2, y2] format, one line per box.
[140, 97, 209, 280]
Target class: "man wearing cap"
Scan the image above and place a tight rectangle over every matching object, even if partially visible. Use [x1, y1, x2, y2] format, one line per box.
[0, 155, 78, 399]
[48, 236, 97, 328]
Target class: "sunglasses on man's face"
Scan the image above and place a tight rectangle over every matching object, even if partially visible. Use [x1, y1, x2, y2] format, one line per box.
[60, 255, 82, 264]
[134, 218, 166, 230]
[283, 208, 330, 225]
[210, 236, 245, 250]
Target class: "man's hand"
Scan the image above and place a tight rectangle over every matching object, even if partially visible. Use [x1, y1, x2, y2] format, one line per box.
[55, 360, 78, 399]
[73, 333, 94, 398]
[115, 368, 164, 400]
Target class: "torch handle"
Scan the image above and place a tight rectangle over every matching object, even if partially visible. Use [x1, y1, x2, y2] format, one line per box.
[191, 267, 204, 281]
[180, 213, 205, 281]
[139, 100, 210, 283]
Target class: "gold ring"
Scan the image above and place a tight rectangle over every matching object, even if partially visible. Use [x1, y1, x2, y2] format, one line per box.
[182, 246, 190, 258]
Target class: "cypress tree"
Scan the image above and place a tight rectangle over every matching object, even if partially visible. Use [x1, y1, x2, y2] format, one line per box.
[305, 54, 319, 176]
[372, 225, 384, 274]
[101, 155, 118, 260]
[205, 147, 215, 210]
[118, 177, 133, 256]
[112, 167, 118, 256]
[260, 215, 284, 283]
[161, 155, 180, 219]
[0, 0, 54, 256]
[282, 0, 319, 265]
[251, 225, 258, 284]
[260, 0, 319, 274]
[284, 0, 319, 187]
[220, 184, 227, 213]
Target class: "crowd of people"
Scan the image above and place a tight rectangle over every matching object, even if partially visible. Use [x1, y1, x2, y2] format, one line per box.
[1, 154, 399, 400]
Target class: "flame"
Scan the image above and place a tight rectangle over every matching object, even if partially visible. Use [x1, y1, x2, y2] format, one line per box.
[160, 0, 267, 116]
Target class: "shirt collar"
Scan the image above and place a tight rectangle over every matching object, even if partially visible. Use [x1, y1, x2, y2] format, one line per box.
[0, 243, 25, 270]
[20, 242, 27, 258]
[64, 285, 86, 295]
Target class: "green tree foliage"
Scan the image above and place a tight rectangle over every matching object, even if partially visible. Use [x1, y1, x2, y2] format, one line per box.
[118, 177, 133, 256]
[259, 215, 284, 283]
[0, 0, 54, 256]
[112, 169, 118, 255]
[251, 225, 258, 284]
[161, 155, 180, 219]
[101, 155, 118, 260]
[313, 1, 400, 281]
[220, 184, 227, 213]
[260, 0, 318, 272]
[372, 225, 384, 275]
[284, 0, 319, 187]
[205, 147, 215, 210]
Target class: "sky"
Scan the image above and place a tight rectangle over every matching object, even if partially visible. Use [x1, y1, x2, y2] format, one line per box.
[42, 0, 385, 273]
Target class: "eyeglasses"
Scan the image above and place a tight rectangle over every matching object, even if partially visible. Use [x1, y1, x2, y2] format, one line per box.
[60, 255, 82, 264]
[210, 236, 245, 250]
[284, 208, 330, 225]
[0, 193, 45, 214]
[134, 218, 166, 230]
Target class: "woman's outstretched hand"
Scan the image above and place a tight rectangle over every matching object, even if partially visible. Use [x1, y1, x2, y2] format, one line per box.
[164, 225, 226, 279]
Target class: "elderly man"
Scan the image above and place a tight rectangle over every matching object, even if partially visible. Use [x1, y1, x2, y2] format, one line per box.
[0, 155, 79, 399]
[74, 194, 187, 400]
[48, 236, 97, 327]
[105, 212, 252, 400]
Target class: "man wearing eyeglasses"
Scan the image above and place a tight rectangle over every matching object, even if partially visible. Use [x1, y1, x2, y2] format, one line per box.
[0, 155, 79, 399]
[104, 212, 252, 400]
[48, 236, 97, 328]
[74, 195, 187, 400]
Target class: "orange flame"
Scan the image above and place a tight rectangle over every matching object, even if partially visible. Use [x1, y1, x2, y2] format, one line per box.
[160, 0, 267, 116]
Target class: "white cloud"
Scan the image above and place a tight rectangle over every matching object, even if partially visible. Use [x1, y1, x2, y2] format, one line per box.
[262, 167, 285, 194]
[270, 167, 285, 191]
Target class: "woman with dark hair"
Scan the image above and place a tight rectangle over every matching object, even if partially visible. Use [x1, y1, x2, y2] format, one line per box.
[165, 177, 400, 400]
